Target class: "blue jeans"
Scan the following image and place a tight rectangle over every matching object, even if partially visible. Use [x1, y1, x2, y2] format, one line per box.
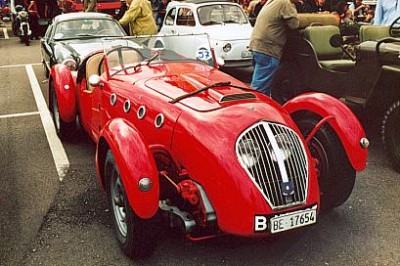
[251, 51, 280, 97]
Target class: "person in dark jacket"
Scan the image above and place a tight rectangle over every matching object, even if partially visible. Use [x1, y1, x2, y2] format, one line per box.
[155, 0, 169, 30]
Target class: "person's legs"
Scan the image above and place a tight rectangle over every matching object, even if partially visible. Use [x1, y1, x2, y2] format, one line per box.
[250, 51, 280, 96]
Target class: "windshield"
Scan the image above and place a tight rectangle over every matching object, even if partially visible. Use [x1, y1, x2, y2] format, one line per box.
[101, 34, 215, 76]
[197, 4, 248, 25]
[53, 19, 125, 40]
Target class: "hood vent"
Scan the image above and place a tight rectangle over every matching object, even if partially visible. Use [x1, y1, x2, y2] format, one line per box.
[219, 93, 256, 103]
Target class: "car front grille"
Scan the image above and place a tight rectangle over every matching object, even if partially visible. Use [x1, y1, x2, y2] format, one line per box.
[236, 121, 309, 210]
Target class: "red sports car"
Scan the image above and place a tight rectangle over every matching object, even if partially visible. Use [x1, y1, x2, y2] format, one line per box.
[48, 34, 369, 259]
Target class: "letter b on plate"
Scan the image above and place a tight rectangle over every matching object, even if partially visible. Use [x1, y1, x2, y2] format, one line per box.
[254, 216, 268, 232]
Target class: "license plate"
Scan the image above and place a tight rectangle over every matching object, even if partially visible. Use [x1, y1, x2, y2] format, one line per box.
[270, 207, 317, 234]
[241, 50, 252, 58]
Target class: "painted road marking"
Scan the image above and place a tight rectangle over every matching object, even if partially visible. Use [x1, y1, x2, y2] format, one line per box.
[0, 63, 42, 69]
[0, 111, 39, 119]
[25, 64, 69, 181]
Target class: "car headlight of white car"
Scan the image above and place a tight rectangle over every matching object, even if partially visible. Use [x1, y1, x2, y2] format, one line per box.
[223, 43, 232, 53]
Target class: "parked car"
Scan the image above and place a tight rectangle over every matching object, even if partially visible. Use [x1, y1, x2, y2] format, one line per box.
[48, 33, 368, 259]
[40, 12, 126, 78]
[270, 13, 400, 172]
[59, 0, 122, 17]
[158, 0, 252, 68]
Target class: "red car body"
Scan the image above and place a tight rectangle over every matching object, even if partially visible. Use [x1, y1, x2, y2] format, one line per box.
[48, 35, 368, 259]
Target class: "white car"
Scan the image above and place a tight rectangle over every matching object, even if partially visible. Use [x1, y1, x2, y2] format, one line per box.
[158, 0, 253, 68]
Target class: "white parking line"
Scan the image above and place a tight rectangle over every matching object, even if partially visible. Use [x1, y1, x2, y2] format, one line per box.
[25, 64, 69, 181]
[0, 63, 42, 69]
[0, 111, 39, 119]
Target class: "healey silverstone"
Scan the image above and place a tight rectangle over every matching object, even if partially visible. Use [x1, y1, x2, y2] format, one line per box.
[48, 34, 369, 259]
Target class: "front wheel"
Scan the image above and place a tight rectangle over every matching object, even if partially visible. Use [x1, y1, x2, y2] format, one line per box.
[295, 115, 356, 211]
[105, 150, 157, 259]
[23, 25, 29, 46]
[50, 83, 76, 140]
[382, 100, 400, 172]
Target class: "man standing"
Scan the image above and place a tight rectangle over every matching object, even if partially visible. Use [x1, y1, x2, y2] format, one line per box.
[83, 0, 97, 12]
[250, 0, 300, 96]
[374, 0, 400, 26]
[119, 0, 157, 36]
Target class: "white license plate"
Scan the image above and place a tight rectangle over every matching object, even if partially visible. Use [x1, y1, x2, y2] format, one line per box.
[270, 208, 317, 234]
[241, 50, 252, 58]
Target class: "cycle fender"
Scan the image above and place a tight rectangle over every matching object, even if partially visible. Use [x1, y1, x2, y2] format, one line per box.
[50, 64, 76, 123]
[98, 118, 159, 219]
[283, 92, 368, 171]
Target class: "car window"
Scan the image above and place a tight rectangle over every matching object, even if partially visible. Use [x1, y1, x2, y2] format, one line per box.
[165, 7, 176, 26]
[176, 7, 195, 26]
[198, 4, 248, 25]
[53, 19, 125, 39]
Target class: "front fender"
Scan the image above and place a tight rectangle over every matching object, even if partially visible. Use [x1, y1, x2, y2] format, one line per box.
[50, 64, 76, 123]
[283, 92, 368, 172]
[98, 118, 159, 219]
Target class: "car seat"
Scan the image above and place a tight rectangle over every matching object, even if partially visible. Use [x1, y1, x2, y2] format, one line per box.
[359, 25, 390, 42]
[303, 25, 356, 72]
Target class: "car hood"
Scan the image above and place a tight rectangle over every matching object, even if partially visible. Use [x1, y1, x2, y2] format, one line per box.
[202, 24, 252, 41]
[144, 69, 264, 112]
[57, 39, 104, 59]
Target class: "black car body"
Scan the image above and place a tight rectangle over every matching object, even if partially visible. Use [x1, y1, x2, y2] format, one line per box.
[41, 12, 126, 78]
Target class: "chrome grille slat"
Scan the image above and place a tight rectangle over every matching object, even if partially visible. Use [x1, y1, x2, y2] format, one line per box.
[236, 121, 309, 209]
[256, 124, 282, 206]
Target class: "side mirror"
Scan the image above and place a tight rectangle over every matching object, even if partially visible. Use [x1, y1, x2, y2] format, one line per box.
[330, 34, 343, 48]
[88, 74, 102, 87]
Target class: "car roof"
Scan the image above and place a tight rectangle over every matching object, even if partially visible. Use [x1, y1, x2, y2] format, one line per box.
[52, 12, 114, 24]
[181, 0, 230, 4]
[169, 0, 235, 7]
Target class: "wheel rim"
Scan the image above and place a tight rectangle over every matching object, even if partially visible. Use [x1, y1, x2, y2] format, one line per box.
[52, 89, 61, 132]
[110, 168, 128, 238]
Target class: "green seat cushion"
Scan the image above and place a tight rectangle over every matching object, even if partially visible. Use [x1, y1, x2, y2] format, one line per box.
[319, 59, 356, 72]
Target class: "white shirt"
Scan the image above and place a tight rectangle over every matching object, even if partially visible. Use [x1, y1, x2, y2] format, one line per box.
[374, 0, 400, 25]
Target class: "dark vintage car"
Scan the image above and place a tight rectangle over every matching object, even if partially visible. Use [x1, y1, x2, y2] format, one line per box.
[48, 34, 368, 259]
[40, 12, 126, 78]
[271, 13, 400, 172]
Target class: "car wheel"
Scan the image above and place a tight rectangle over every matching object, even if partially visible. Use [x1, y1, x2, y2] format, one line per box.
[382, 100, 400, 173]
[42, 59, 49, 78]
[105, 150, 157, 259]
[295, 115, 356, 211]
[154, 40, 164, 49]
[50, 83, 76, 141]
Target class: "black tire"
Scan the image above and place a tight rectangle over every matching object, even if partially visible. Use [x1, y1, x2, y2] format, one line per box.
[50, 83, 76, 141]
[295, 114, 356, 211]
[42, 59, 49, 78]
[382, 100, 400, 173]
[23, 26, 29, 46]
[154, 40, 164, 48]
[105, 150, 158, 259]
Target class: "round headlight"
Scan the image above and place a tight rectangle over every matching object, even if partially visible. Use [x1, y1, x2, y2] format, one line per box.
[62, 58, 77, 71]
[223, 43, 232, 53]
[268, 133, 293, 162]
[238, 138, 261, 168]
